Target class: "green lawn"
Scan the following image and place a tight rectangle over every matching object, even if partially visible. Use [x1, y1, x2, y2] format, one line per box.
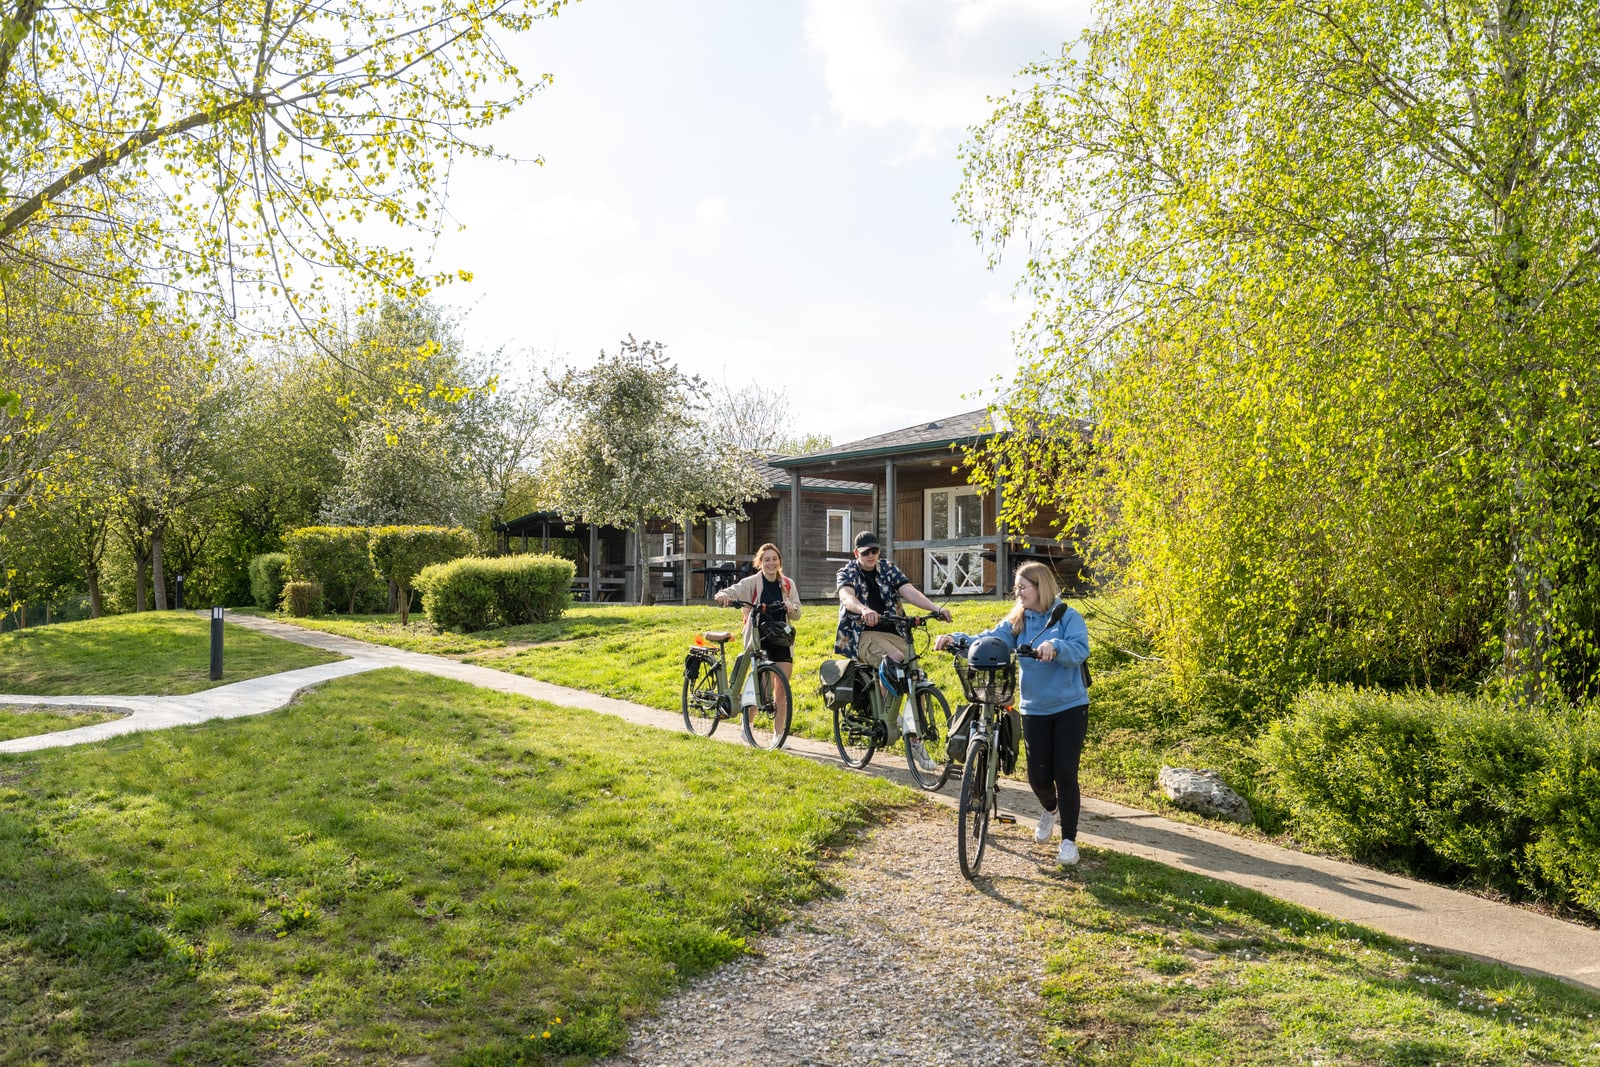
[1037, 850, 1600, 1064]
[0, 706, 124, 742]
[0, 668, 905, 1065]
[258, 599, 1253, 826]
[0, 614, 344, 696]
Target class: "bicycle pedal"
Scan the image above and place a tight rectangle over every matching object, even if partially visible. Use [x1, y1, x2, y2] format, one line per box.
[996, 813, 1017, 824]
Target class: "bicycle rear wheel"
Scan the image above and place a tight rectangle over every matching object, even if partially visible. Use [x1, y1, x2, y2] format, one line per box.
[681, 661, 722, 736]
[743, 663, 793, 750]
[957, 736, 992, 879]
[832, 700, 877, 769]
[905, 685, 953, 791]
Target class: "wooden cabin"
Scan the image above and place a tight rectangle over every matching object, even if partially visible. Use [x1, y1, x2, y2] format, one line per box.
[769, 409, 1089, 598]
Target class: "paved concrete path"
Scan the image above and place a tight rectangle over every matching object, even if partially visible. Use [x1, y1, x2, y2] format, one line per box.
[3, 612, 1598, 997]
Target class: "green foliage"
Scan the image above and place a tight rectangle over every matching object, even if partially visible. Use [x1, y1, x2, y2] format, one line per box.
[1261, 687, 1600, 916]
[247, 553, 290, 611]
[959, 0, 1600, 705]
[415, 554, 575, 633]
[368, 525, 476, 626]
[542, 337, 767, 601]
[280, 581, 323, 619]
[283, 527, 378, 615]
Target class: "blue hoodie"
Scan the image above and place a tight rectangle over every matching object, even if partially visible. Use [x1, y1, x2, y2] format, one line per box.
[948, 600, 1090, 715]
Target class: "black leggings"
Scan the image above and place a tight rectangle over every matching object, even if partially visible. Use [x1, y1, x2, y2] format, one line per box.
[1021, 705, 1089, 840]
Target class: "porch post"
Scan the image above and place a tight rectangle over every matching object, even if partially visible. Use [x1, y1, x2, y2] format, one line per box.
[994, 476, 1008, 597]
[682, 515, 691, 605]
[884, 459, 897, 556]
[587, 524, 599, 602]
[790, 472, 802, 593]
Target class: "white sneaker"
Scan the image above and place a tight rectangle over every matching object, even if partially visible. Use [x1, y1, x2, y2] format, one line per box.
[1057, 839, 1080, 866]
[907, 736, 936, 772]
[1034, 808, 1057, 844]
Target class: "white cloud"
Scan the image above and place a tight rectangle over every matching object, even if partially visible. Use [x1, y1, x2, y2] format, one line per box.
[694, 195, 732, 225]
[510, 195, 639, 243]
[803, 0, 1090, 136]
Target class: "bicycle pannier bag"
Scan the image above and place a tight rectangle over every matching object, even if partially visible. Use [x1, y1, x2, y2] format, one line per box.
[684, 647, 716, 682]
[998, 709, 1022, 775]
[946, 703, 976, 763]
[817, 659, 856, 711]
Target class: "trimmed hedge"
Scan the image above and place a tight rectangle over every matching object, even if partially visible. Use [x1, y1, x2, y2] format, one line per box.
[281, 581, 323, 618]
[284, 527, 380, 614]
[416, 554, 575, 633]
[369, 526, 476, 625]
[248, 552, 290, 610]
[1261, 686, 1600, 917]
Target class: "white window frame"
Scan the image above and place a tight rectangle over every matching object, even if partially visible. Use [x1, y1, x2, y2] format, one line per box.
[709, 517, 738, 559]
[924, 486, 985, 594]
[826, 509, 852, 553]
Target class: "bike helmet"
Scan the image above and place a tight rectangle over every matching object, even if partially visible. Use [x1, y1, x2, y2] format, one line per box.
[962, 636, 1017, 705]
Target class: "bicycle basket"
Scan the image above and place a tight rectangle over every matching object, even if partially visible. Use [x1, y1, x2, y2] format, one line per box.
[954, 655, 1017, 706]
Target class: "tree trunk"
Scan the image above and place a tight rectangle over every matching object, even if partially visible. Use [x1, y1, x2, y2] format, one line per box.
[398, 583, 411, 626]
[152, 529, 168, 611]
[134, 540, 150, 612]
[87, 562, 104, 618]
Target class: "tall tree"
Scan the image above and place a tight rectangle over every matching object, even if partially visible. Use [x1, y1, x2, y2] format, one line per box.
[959, 0, 1600, 703]
[543, 338, 767, 603]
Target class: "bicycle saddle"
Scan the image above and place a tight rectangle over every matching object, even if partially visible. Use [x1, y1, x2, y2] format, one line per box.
[700, 631, 735, 644]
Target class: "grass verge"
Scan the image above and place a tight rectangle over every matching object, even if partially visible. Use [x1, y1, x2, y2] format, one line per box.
[0, 707, 124, 742]
[1038, 848, 1600, 1064]
[0, 667, 905, 1065]
[0, 614, 344, 696]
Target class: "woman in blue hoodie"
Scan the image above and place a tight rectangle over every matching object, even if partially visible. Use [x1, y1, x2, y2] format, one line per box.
[935, 560, 1090, 866]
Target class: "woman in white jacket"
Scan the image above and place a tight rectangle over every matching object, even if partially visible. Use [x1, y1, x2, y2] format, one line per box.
[715, 543, 802, 733]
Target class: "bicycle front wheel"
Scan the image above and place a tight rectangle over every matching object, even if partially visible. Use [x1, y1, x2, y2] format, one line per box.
[743, 663, 793, 750]
[905, 685, 953, 791]
[957, 736, 992, 879]
[832, 700, 877, 769]
[681, 662, 722, 736]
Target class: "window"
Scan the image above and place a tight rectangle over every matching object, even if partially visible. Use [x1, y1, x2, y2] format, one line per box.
[709, 518, 738, 558]
[660, 530, 677, 557]
[826, 509, 852, 553]
[925, 486, 985, 594]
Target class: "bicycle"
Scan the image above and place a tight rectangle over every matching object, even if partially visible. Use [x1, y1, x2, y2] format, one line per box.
[681, 599, 794, 750]
[821, 612, 954, 790]
[944, 636, 1037, 879]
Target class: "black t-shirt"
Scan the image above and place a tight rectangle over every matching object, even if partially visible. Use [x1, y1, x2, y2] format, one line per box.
[860, 567, 898, 633]
[757, 575, 785, 616]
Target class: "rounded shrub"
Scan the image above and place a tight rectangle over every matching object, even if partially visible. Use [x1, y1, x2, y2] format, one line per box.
[1262, 685, 1600, 917]
[280, 581, 323, 618]
[368, 525, 477, 625]
[248, 552, 291, 610]
[284, 527, 378, 614]
[416, 554, 575, 633]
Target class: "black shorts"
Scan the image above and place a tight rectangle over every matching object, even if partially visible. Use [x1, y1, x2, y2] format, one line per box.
[759, 640, 793, 665]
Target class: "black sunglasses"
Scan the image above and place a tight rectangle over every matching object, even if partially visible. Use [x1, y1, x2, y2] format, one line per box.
[858, 546, 880, 556]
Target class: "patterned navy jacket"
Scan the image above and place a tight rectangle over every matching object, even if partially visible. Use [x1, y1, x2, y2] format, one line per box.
[834, 558, 911, 657]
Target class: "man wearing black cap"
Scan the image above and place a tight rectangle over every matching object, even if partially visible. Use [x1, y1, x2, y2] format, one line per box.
[835, 530, 952, 666]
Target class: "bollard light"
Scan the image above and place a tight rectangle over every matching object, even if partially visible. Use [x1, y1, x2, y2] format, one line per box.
[209, 606, 224, 680]
[175, 574, 185, 611]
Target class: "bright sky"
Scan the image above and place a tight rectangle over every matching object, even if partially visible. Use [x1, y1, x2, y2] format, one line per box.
[425, 0, 1094, 444]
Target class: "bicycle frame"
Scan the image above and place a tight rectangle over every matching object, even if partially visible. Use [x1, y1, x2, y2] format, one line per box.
[862, 614, 936, 745]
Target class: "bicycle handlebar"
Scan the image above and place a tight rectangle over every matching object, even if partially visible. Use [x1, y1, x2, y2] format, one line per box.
[942, 637, 1040, 660]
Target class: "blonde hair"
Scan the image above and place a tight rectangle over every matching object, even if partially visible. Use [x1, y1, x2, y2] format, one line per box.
[1004, 561, 1061, 630]
[753, 543, 784, 574]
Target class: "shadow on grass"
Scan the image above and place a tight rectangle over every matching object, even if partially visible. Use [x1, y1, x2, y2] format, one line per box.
[0, 808, 269, 1065]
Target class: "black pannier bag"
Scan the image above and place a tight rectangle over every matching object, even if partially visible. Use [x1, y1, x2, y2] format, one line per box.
[685, 647, 717, 681]
[946, 703, 976, 763]
[997, 709, 1022, 775]
[817, 659, 858, 711]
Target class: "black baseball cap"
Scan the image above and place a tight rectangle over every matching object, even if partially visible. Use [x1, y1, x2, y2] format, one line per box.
[853, 531, 880, 551]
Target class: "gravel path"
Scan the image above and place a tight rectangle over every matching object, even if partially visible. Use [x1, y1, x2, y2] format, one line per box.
[597, 805, 1071, 1067]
